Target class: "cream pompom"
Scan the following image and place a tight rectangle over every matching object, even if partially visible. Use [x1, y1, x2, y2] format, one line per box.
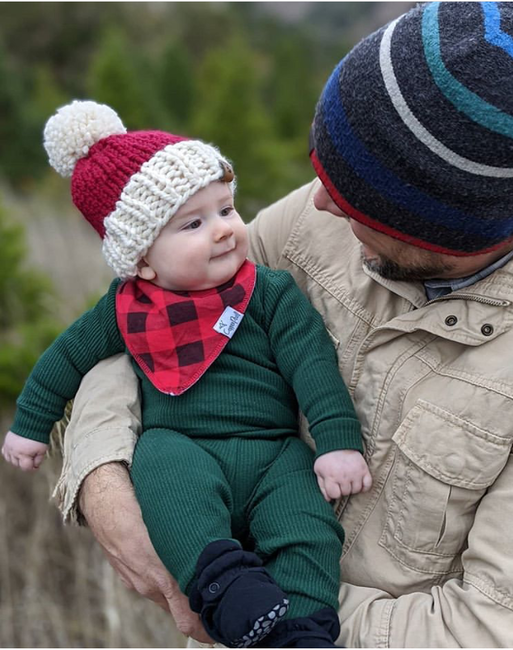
[43, 100, 127, 177]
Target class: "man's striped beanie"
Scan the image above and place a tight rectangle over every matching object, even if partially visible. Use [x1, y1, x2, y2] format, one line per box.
[311, 2, 513, 256]
[43, 100, 235, 278]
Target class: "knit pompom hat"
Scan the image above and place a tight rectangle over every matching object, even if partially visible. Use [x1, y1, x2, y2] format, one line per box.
[311, 2, 513, 256]
[44, 100, 235, 278]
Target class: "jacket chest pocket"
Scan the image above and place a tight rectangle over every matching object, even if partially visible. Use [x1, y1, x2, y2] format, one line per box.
[379, 400, 511, 575]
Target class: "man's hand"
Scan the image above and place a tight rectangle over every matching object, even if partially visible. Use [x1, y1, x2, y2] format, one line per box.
[2, 430, 48, 471]
[79, 463, 212, 643]
[314, 449, 372, 501]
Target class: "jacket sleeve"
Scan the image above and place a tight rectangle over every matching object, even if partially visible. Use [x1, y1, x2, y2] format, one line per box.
[53, 353, 141, 524]
[338, 453, 513, 647]
[12, 280, 124, 443]
[263, 269, 362, 457]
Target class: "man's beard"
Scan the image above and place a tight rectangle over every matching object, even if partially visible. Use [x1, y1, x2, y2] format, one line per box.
[363, 254, 455, 282]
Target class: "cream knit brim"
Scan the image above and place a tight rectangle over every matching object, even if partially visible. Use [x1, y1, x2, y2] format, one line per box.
[103, 140, 234, 278]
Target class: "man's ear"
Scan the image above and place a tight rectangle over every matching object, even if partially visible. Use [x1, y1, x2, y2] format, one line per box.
[136, 258, 156, 281]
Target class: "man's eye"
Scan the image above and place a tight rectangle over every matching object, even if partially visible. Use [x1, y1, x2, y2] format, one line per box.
[185, 220, 201, 230]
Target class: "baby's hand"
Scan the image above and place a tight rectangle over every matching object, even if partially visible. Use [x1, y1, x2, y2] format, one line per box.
[314, 449, 372, 501]
[1, 430, 48, 472]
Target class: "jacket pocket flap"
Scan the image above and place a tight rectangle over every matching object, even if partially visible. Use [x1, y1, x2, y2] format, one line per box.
[392, 400, 511, 489]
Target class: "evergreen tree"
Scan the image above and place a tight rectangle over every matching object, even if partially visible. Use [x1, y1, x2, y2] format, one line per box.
[0, 200, 60, 410]
[28, 64, 69, 121]
[87, 27, 161, 129]
[269, 34, 320, 140]
[191, 36, 289, 218]
[0, 46, 45, 185]
[157, 40, 196, 131]
[172, 3, 241, 64]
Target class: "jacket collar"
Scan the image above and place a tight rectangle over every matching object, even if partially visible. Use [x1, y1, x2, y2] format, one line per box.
[363, 255, 513, 309]
[366, 261, 513, 349]
[424, 249, 513, 301]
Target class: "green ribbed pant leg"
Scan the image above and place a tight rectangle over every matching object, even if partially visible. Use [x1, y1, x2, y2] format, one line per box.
[131, 428, 236, 594]
[247, 437, 343, 619]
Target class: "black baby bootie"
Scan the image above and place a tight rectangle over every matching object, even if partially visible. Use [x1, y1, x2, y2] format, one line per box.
[255, 607, 341, 648]
[189, 540, 289, 648]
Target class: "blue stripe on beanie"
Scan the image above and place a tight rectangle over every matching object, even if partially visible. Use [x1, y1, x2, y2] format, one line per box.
[311, 1, 513, 255]
[312, 117, 498, 254]
[422, 2, 513, 139]
[482, 2, 513, 57]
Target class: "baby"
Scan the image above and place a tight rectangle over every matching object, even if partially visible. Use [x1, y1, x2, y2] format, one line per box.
[2, 101, 371, 648]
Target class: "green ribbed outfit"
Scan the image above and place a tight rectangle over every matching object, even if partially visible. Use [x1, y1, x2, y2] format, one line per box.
[13, 266, 362, 618]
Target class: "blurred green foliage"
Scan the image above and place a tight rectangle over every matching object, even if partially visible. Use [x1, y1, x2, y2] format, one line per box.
[0, 1, 387, 213]
[0, 199, 61, 409]
[0, 1, 411, 410]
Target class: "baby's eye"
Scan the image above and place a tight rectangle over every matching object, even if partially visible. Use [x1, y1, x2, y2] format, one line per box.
[185, 219, 201, 230]
[220, 206, 233, 217]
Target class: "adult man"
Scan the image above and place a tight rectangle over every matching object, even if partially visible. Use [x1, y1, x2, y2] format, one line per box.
[55, 2, 513, 646]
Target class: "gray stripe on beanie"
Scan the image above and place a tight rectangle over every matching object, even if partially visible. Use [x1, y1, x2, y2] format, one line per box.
[379, 16, 513, 178]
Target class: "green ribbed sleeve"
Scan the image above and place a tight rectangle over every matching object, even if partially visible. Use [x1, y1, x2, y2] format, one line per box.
[12, 279, 124, 443]
[262, 269, 363, 458]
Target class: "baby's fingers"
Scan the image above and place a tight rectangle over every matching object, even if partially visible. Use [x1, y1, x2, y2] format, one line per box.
[316, 476, 330, 502]
[324, 478, 343, 500]
[362, 471, 373, 492]
[18, 455, 37, 472]
[33, 453, 45, 469]
[349, 476, 363, 494]
[4, 452, 19, 468]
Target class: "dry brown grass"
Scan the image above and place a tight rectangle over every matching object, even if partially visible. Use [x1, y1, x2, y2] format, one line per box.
[0, 432, 186, 647]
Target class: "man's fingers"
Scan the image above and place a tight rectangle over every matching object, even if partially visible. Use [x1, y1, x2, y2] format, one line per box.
[164, 592, 212, 643]
[148, 591, 171, 612]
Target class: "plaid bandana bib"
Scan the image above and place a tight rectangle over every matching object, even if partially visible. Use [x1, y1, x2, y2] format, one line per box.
[116, 260, 256, 395]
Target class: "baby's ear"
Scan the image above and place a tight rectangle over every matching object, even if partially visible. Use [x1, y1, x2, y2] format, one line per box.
[136, 259, 156, 281]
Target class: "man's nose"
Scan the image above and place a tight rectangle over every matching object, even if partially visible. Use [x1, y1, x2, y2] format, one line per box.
[313, 184, 346, 217]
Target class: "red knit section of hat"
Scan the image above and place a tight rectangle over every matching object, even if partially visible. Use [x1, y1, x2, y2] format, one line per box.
[71, 131, 188, 238]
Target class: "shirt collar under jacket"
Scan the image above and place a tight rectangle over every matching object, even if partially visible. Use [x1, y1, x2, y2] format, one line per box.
[424, 249, 513, 301]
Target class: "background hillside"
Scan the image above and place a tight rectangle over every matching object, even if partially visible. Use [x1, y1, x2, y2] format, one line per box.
[0, 3, 413, 646]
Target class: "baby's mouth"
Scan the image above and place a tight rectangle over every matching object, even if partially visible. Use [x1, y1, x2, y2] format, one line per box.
[212, 247, 235, 259]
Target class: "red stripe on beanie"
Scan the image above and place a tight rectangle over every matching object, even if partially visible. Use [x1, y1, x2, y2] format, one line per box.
[310, 150, 509, 257]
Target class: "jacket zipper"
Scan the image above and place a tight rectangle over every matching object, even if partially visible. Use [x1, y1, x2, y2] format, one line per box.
[424, 293, 510, 308]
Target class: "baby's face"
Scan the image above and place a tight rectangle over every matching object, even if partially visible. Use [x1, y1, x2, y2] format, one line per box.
[138, 181, 248, 291]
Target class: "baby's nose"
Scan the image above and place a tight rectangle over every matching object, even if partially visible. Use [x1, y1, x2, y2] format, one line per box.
[214, 219, 233, 240]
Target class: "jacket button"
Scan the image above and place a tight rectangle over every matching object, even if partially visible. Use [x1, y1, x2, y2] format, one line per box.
[481, 324, 494, 336]
[208, 582, 220, 594]
[445, 315, 458, 326]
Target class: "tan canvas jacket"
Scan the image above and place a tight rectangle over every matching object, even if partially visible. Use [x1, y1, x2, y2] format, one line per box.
[57, 180, 513, 647]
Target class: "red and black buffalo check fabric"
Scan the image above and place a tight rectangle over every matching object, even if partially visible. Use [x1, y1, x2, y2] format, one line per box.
[116, 260, 256, 395]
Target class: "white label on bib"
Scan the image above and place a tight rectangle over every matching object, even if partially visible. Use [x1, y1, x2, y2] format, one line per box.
[213, 306, 244, 339]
